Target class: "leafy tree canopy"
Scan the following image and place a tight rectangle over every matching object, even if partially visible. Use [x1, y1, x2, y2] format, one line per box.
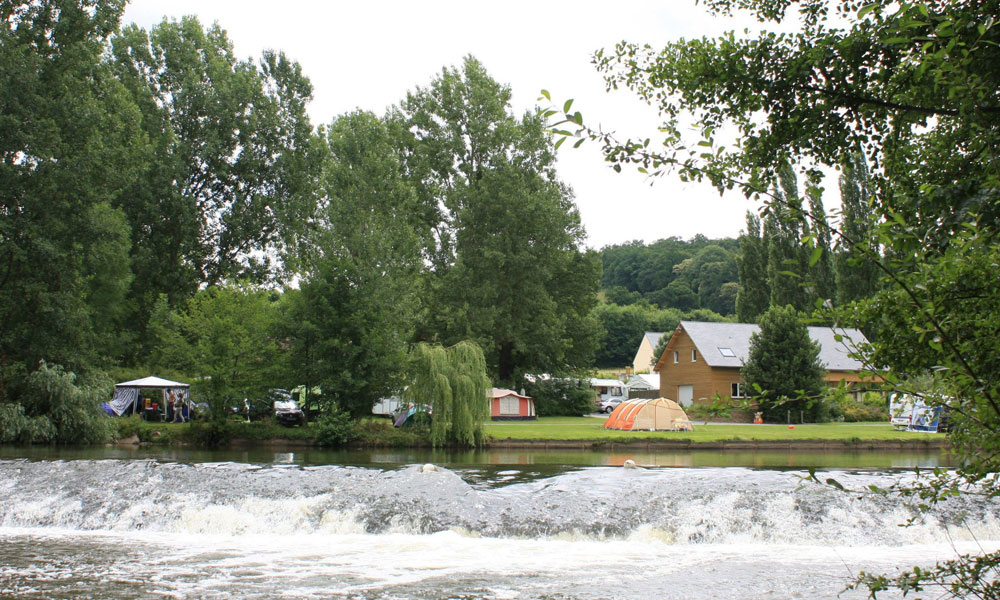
[395, 57, 601, 384]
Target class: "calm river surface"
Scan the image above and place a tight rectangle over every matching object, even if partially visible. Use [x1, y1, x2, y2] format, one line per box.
[1, 446, 995, 599]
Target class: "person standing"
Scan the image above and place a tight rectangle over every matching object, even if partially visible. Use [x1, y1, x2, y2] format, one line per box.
[169, 389, 182, 423]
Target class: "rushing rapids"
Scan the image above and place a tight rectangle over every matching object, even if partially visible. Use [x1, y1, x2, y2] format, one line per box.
[1, 458, 998, 599]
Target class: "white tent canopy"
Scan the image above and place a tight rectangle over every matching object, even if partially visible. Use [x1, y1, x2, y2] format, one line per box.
[115, 376, 189, 389]
[108, 376, 190, 417]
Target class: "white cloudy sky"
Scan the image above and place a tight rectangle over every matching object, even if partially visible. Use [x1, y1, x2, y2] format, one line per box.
[122, 1, 782, 249]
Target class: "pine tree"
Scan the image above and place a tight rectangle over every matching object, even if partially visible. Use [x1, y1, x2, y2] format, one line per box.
[741, 305, 825, 422]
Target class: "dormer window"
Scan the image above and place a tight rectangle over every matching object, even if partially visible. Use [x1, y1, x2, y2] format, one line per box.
[719, 347, 735, 357]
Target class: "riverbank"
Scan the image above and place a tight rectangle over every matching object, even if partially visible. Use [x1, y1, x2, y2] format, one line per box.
[111, 416, 948, 451]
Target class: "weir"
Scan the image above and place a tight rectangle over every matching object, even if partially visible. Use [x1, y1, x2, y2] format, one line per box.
[1, 458, 998, 599]
[1, 459, 995, 542]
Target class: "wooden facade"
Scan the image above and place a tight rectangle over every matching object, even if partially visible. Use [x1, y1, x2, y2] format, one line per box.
[654, 322, 873, 422]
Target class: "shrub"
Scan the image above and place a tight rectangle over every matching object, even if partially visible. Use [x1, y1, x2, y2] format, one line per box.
[186, 420, 233, 447]
[352, 417, 429, 447]
[823, 387, 889, 422]
[0, 403, 56, 443]
[2, 362, 113, 444]
[314, 410, 357, 447]
[523, 378, 595, 416]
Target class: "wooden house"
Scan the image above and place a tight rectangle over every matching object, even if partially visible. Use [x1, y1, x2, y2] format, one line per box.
[489, 388, 536, 420]
[653, 321, 872, 421]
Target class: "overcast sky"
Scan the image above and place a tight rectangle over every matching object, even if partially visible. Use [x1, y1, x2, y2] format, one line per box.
[122, 1, 780, 250]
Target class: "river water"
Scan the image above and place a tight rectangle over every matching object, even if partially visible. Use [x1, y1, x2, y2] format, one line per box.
[1, 447, 996, 599]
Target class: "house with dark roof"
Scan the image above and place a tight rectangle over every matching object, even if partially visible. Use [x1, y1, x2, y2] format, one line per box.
[653, 321, 873, 420]
[632, 331, 665, 372]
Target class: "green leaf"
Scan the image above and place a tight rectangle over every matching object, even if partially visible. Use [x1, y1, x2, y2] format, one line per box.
[540, 89, 551, 100]
[809, 246, 823, 267]
[857, 3, 878, 18]
[563, 99, 574, 113]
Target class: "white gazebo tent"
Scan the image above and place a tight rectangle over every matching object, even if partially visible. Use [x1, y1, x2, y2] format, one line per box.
[109, 376, 190, 419]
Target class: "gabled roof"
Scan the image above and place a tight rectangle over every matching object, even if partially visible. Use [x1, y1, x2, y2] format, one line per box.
[657, 321, 868, 372]
[643, 331, 665, 349]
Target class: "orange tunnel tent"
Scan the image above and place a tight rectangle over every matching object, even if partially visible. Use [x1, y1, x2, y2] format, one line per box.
[603, 397, 693, 431]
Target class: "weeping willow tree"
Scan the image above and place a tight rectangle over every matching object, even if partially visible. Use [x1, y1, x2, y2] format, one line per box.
[406, 341, 491, 447]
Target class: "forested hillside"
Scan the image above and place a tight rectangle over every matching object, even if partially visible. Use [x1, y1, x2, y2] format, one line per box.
[598, 236, 739, 314]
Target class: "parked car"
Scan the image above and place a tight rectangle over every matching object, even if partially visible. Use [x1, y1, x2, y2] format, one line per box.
[598, 397, 623, 413]
[274, 398, 305, 427]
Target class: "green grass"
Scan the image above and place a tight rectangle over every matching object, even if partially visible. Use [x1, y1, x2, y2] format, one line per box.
[116, 415, 940, 448]
[485, 416, 939, 443]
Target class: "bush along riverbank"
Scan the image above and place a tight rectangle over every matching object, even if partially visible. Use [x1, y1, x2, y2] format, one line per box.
[112, 416, 433, 449]
[108, 416, 950, 451]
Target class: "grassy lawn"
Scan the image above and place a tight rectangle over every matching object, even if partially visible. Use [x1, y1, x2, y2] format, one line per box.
[485, 416, 939, 443]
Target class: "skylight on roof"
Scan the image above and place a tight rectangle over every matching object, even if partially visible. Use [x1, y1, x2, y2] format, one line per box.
[718, 347, 736, 357]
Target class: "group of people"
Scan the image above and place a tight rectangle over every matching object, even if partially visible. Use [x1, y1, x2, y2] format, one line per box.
[168, 388, 187, 423]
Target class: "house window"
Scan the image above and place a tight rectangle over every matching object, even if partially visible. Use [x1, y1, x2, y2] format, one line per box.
[500, 396, 520, 415]
[673, 351, 679, 364]
[719, 347, 736, 357]
[731, 382, 745, 398]
[691, 349, 697, 362]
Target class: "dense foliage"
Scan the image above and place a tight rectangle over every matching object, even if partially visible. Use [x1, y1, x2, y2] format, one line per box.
[394, 57, 601, 384]
[592, 302, 730, 368]
[598, 236, 739, 314]
[523, 378, 595, 417]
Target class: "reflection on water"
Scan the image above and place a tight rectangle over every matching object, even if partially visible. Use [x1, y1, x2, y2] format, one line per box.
[0, 444, 955, 470]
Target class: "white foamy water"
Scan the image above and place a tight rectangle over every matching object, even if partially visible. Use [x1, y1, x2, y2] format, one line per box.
[1, 459, 997, 599]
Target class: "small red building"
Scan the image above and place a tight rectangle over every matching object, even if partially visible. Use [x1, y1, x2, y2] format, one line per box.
[489, 388, 536, 420]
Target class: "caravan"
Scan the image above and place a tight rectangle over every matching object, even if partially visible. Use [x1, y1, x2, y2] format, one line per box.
[889, 394, 950, 433]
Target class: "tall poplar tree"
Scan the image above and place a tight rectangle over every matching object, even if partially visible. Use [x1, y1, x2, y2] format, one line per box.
[286, 111, 422, 418]
[766, 167, 810, 312]
[735, 212, 770, 322]
[835, 153, 881, 305]
[804, 183, 835, 303]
